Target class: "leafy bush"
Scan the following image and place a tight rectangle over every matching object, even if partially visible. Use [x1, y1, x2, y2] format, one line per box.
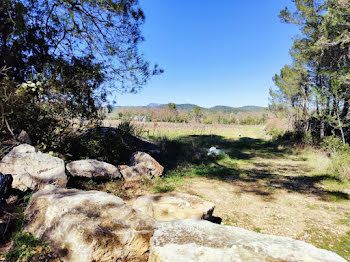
[117, 121, 145, 137]
[321, 136, 350, 180]
[203, 118, 213, 125]
[328, 151, 350, 180]
[265, 124, 285, 140]
[61, 127, 134, 165]
[321, 136, 350, 155]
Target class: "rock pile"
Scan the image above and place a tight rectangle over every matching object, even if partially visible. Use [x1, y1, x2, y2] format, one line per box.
[121, 151, 164, 181]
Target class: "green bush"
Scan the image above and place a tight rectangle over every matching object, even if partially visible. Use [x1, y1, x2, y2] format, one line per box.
[265, 125, 285, 140]
[203, 118, 213, 124]
[118, 121, 145, 137]
[61, 127, 134, 165]
[321, 136, 350, 180]
[321, 136, 350, 155]
[328, 151, 350, 181]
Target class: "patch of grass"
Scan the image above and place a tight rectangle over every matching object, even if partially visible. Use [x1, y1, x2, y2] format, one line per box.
[324, 191, 349, 202]
[338, 218, 350, 226]
[86, 179, 97, 189]
[306, 204, 320, 210]
[223, 216, 239, 226]
[253, 227, 262, 233]
[152, 184, 175, 193]
[305, 225, 350, 260]
[334, 231, 350, 259]
[5, 232, 57, 262]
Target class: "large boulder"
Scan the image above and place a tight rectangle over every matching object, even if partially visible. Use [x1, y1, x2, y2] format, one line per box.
[24, 186, 155, 262]
[0, 144, 66, 191]
[66, 159, 122, 180]
[132, 193, 215, 221]
[121, 152, 164, 181]
[149, 219, 346, 262]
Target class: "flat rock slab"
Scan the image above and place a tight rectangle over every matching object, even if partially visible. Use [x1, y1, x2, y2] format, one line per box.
[0, 144, 66, 191]
[66, 159, 122, 180]
[24, 186, 155, 262]
[132, 193, 215, 221]
[149, 219, 346, 262]
[121, 152, 164, 181]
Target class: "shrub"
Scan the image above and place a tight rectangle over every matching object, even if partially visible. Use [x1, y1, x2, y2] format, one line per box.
[328, 151, 350, 180]
[61, 127, 134, 165]
[117, 121, 145, 137]
[203, 118, 213, 125]
[321, 136, 349, 155]
[265, 124, 285, 140]
[321, 136, 350, 180]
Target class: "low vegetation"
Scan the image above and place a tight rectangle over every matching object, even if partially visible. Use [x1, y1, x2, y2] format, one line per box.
[107, 104, 268, 125]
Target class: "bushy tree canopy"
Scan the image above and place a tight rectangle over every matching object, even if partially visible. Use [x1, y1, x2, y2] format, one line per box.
[0, 0, 161, 146]
[271, 0, 350, 143]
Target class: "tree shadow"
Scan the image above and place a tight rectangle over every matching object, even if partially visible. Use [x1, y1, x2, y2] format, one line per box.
[155, 135, 349, 202]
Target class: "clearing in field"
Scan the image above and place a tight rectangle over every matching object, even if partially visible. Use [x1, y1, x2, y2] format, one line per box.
[102, 121, 350, 259]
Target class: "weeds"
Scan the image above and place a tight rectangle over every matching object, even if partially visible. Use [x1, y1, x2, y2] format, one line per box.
[152, 184, 175, 193]
[5, 232, 57, 262]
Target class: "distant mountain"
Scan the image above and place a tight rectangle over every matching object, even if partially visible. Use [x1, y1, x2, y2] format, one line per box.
[146, 103, 162, 107]
[114, 103, 265, 112]
[209, 105, 265, 112]
[145, 103, 200, 110]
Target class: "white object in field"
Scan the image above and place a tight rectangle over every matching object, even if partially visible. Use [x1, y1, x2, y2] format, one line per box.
[207, 147, 226, 156]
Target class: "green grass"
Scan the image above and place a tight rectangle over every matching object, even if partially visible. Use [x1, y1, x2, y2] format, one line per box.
[152, 184, 175, 193]
[5, 232, 54, 262]
[306, 228, 350, 260]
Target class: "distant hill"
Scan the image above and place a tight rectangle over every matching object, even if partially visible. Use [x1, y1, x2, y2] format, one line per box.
[209, 105, 265, 112]
[115, 103, 265, 112]
[146, 103, 199, 111]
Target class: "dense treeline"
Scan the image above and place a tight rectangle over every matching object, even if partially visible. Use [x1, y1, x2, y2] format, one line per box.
[270, 0, 350, 144]
[108, 104, 268, 125]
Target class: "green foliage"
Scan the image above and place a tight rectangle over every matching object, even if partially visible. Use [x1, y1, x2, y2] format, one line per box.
[0, 0, 160, 148]
[117, 121, 145, 137]
[265, 124, 285, 140]
[203, 118, 213, 124]
[328, 151, 350, 181]
[61, 127, 134, 165]
[321, 136, 350, 155]
[108, 107, 268, 125]
[193, 106, 203, 122]
[5, 232, 55, 262]
[152, 184, 175, 193]
[270, 1, 350, 143]
[321, 136, 350, 180]
[167, 103, 177, 111]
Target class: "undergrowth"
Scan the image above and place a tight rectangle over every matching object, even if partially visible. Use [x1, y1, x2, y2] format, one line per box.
[5, 232, 57, 262]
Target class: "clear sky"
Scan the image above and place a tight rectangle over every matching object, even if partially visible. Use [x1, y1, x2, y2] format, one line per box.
[115, 0, 299, 108]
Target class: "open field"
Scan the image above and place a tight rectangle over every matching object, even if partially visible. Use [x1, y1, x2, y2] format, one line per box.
[102, 121, 350, 259]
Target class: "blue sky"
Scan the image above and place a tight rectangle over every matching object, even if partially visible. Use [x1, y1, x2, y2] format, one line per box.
[115, 0, 299, 108]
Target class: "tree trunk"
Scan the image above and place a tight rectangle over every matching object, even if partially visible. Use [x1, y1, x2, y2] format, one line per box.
[320, 120, 325, 140]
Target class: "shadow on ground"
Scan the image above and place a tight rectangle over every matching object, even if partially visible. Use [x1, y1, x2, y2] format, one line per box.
[152, 135, 349, 202]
